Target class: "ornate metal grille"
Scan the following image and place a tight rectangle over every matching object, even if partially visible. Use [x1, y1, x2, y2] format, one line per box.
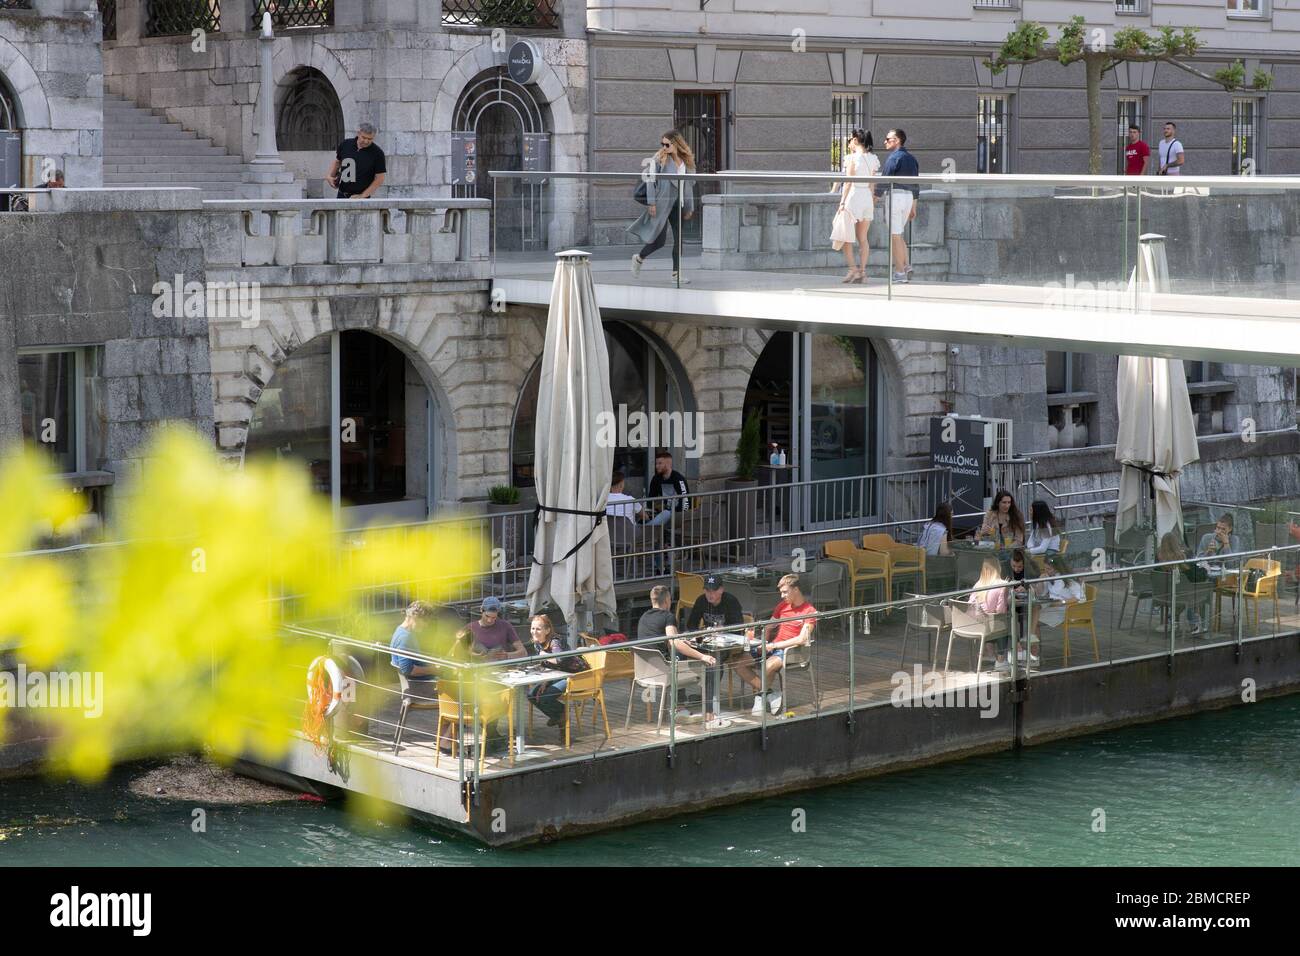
[146, 0, 221, 37]
[1231, 97, 1259, 175]
[98, 0, 117, 41]
[830, 92, 867, 172]
[0, 1, 34, 9]
[0, 79, 18, 131]
[976, 94, 1009, 174]
[442, 0, 559, 29]
[253, 0, 333, 29]
[277, 68, 344, 151]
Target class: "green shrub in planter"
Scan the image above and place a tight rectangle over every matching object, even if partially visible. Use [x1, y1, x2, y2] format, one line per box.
[488, 485, 521, 506]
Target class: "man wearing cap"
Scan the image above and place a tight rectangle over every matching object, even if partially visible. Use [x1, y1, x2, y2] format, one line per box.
[469, 596, 526, 661]
[686, 574, 745, 632]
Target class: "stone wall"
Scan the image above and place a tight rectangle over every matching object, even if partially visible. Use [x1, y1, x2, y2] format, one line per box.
[0, 0, 103, 188]
[101, 4, 589, 197]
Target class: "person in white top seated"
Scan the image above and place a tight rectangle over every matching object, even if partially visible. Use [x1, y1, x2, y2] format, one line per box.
[834, 128, 881, 284]
[1026, 500, 1062, 558]
[605, 471, 643, 522]
[916, 502, 953, 557]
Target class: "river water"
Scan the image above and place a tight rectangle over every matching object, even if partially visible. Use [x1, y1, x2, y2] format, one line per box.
[2, 696, 1298, 866]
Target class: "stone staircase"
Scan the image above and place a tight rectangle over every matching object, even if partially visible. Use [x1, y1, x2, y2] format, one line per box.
[103, 92, 247, 198]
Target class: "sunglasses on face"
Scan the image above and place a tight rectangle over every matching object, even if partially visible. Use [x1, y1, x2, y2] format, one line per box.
[662, 142, 672, 148]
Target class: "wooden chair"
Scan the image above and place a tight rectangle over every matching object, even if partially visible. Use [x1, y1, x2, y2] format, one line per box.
[1233, 558, 1282, 633]
[824, 540, 889, 607]
[392, 673, 440, 755]
[861, 534, 926, 596]
[559, 651, 611, 749]
[1061, 583, 1100, 665]
[674, 570, 706, 628]
[434, 682, 514, 776]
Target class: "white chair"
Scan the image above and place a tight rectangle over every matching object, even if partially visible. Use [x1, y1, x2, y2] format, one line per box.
[777, 638, 818, 713]
[944, 597, 1009, 675]
[625, 646, 707, 731]
[901, 594, 948, 667]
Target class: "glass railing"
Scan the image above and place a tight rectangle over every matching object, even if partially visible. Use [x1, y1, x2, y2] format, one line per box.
[490, 170, 1300, 317]
[285, 538, 1300, 793]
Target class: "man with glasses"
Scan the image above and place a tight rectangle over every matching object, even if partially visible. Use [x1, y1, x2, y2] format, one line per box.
[875, 129, 919, 283]
[733, 574, 815, 716]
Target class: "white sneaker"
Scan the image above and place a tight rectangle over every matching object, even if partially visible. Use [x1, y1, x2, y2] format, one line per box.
[674, 707, 692, 720]
[631, 254, 643, 277]
[672, 272, 690, 285]
[768, 693, 783, 715]
[751, 695, 765, 715]
[892, 272, 909, 283]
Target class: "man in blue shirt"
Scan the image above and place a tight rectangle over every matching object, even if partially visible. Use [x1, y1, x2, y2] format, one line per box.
[874, 129, 920, 283]
[389, 601, 439, 680]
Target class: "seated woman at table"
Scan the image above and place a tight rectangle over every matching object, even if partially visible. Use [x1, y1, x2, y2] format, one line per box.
[917, 503, 953, 557]
[1158, 531, 1211, 636]
[975, 490, 1025, 548]
[524, 614, 589, 728]
[969, 557, 1011, 665]
[1026, 500, 1062, 557]
[1033, 556, 1086, 639]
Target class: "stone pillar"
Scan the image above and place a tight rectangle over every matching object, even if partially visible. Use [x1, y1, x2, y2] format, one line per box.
[117, 0, 146, 43]
[241, 12, 300, 198]
[559, 0, 586, 39]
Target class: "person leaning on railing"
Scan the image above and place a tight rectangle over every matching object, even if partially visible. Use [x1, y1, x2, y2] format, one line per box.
[733, 573, 814, 717]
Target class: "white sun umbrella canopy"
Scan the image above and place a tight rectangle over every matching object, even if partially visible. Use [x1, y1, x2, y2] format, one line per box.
[1115, 235, 1201, 545]
[526, 250, 618, 636]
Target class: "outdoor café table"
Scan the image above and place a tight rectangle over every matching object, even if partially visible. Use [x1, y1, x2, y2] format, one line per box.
[692, 630, 751, 727]
[490, 662, 571, 758]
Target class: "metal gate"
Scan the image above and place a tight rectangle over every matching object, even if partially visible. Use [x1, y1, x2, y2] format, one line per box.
[673, 91, 728, 243]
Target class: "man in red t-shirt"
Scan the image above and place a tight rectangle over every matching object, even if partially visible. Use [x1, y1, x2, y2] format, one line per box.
[1124, 125, 1150, 175]
[734, 573, 816, 717]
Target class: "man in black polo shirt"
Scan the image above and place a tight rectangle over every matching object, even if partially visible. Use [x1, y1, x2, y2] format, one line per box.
[686, 574, 745, 632]
[326, 123, 387, 199]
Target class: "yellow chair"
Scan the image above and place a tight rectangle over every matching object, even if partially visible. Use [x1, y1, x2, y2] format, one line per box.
[1060, 584, 1100, 665]
[674, 570, 706, 628]
[825, 540, 890, 605]
[434, 683, 514, 776]
[861, 534, 926, 595]
[1239, 559, 1282, 632]
[559, 651, 611, 749]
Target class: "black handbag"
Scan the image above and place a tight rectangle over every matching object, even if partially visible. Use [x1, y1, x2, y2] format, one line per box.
[633, 180, 649, 206]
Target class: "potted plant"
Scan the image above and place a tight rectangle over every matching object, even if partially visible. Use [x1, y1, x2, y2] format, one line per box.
[728, 409, 763, 490]
[487, 484, 521, 509]
[487, 485, 523, 565]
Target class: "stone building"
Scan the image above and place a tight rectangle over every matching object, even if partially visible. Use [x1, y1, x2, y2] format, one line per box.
[2, 0, 1298, 528]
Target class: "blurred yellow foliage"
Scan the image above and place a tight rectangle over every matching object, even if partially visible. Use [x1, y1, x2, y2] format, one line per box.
[1, 427, 486, 782]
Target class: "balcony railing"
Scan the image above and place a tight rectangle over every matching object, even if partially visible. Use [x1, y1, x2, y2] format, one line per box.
[0, 0, 33, 9]
[146, 0, 221, 36]
[252, 0, 333, 29]
[442, 0, 559, 29]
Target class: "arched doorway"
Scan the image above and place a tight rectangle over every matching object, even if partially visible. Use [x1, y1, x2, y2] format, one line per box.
[511, 322, 694, 494]
[451, 67, 550, 252]
[1, 73, 22, 206]
[245, 330, 439, 524]
[744, 332, 880, 522]
[276, 67, 344, 151]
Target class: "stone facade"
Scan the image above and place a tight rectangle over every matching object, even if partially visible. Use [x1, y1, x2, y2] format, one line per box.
[0, 0, 103, 188]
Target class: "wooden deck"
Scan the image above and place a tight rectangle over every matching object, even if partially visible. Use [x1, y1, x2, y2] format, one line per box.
[339, 574, 1300, 780]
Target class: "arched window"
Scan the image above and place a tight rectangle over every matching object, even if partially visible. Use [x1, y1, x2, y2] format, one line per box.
[511, 322, 690, 493]
[0, 75, 18, 131]
[276, 67, 344, 151]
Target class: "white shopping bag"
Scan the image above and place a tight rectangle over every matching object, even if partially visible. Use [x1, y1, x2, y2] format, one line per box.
[830, 208, 855, 251]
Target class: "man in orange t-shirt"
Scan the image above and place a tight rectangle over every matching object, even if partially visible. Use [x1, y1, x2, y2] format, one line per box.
[734, 573, 815, 717]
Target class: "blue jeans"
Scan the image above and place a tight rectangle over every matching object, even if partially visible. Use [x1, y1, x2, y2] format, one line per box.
[529, 678, 568, 722]
[647, 509, 674, 527]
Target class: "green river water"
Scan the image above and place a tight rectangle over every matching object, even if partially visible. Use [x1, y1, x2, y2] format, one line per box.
[2, 696, 1298, 866]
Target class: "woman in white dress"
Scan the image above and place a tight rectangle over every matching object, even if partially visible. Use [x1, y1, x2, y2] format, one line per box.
[836, 129, 880, 283]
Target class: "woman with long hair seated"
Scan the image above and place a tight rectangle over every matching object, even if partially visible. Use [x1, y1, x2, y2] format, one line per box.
[1027, 500, 1062, 555]
[976, 490, 1025, 548]
[969, 556, 1011, 667]
[1157, 530, 1211, 636]
[917, 502, 953, 556]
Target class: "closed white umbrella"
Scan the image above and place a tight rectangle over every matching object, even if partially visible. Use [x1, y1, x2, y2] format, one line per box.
[526, 251, 617, 637]
[1115, 235, 1200, 545]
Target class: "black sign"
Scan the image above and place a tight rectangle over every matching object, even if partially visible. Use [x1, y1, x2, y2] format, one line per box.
[930, 417, 988, 531]
[507, 40, 539, 85]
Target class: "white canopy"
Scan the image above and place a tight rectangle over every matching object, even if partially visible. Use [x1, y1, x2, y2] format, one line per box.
[526, 251, 617, 632]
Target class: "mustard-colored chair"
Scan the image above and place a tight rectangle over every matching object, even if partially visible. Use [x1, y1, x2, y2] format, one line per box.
[674, 570, 706, 628]
[861, 534, 926, 596]
[1060, 584, 1100, 665]
[559, 651, 611, 749]
[1213, 559, 1282, 632]
[434, 683, 514, 776]
[825, 540, 890, 606]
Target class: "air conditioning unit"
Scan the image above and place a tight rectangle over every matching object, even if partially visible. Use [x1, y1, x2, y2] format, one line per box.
[929, 414, 1016, 527]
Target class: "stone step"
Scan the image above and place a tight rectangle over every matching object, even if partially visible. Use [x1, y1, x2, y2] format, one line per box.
[105, 130, 202, 141]
[104, 148, 238, 159]
[106, 159, 243, 171]
[107, 171, 245, 183]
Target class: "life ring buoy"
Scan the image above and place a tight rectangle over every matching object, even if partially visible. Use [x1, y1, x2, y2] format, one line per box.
[306, 656, 345, 720]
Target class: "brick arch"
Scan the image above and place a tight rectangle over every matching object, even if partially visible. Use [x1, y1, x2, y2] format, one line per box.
[0, 39, 52, 130]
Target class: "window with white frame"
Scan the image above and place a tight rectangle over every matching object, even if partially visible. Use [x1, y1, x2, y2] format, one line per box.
[1231, 98, 1259, 175]
[977, 94, 1009, 173]
[1226, 0, 1265, 16]
[831, 92, 867, 173]
[1117, 96, 1146, 174]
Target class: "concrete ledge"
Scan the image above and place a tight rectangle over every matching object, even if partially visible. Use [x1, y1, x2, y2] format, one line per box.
[48, 187, 204, 212]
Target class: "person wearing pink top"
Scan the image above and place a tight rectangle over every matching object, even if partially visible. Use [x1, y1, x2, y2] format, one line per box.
[970, 557, 1010, 665]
